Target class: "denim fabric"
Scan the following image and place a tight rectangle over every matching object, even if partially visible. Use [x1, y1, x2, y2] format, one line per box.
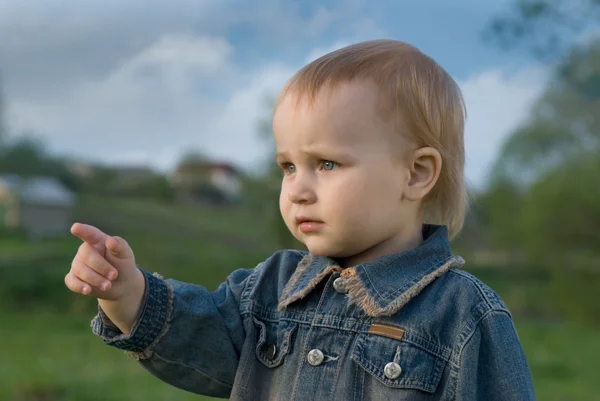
[92, 224, 535, 400]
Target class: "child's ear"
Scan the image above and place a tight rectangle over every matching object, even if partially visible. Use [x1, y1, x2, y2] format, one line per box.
[403, 147, 442, 202]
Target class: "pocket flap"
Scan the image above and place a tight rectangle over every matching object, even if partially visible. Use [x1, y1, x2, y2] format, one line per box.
[351, 331, 447, 393]
[253, 316, 297, 368]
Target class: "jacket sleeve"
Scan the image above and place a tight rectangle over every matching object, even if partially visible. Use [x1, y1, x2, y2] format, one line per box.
[453, 310, 536, 400]
[91, 265, 258, 398]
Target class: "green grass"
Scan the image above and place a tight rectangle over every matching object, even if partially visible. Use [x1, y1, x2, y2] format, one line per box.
[517, 320, 600, 401]
[0, 312, 220, 401]
[76, 196, 277, 249]
[1, 195, 599, 400]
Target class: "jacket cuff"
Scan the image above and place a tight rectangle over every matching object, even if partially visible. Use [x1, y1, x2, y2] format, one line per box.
[91, 268, 171, 354]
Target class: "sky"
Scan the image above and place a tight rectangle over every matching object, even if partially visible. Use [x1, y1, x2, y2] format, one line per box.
[0, 0, 552, 189]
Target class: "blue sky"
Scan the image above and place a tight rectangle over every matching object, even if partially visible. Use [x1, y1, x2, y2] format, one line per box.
[0, 0, 550, 189]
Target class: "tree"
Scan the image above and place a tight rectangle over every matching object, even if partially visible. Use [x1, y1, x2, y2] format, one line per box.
[490, 39, 600, 187]
[484, 1, 600, 188]
[0, 135, 81, 191]
[518, 153, 600, 323]
[483, 0, 600, 61]
[0, 73, 6, 147]
[483, 2, 600, 193]
[177, 150, 210, 166]
[482, 2, 600, 324]
[519, 153, 600, 263]
[475, 178, 526, 251]
[483, 39, 600, 258]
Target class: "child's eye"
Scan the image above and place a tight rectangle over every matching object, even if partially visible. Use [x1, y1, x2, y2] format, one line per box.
[281, 163, 296, 175]
[321, 160, 339, 171]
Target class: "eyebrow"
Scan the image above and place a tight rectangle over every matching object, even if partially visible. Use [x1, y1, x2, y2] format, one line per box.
[275, 151, 289, 162]
[275, 147, 354, 162]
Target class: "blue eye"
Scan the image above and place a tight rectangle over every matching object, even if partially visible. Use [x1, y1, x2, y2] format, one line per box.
[322, 161, 338, 171]
[283, 163, 296, 174]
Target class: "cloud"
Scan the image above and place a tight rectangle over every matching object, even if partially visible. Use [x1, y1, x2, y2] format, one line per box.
[1, 1, 549, 188]
[0, 0, 223, 97]
[0, 0, 380, 98]
[6, 33, 293, 173]
[7, 34, 235, 162]
[5, 32, 549, 191]
[0, 0, 387, 176]
[459, 66, 549, 189]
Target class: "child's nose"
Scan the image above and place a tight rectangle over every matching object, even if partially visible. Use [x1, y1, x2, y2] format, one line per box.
[288, 177, 317, 204]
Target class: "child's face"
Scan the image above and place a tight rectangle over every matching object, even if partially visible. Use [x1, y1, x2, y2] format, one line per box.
[273, 81, 421, 266]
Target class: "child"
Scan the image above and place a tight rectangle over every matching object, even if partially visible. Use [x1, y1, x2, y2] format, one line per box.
[65, 40, 535, 400]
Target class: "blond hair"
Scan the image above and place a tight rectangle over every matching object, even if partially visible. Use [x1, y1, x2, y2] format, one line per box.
[275, 39, 468, 239]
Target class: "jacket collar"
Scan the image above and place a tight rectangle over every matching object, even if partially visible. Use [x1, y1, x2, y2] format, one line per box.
[278, 224, 464, 317]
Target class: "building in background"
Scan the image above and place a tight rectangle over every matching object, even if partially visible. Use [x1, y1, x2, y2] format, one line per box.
[170, 160, 243, 205]
[0, 174, 76, 238]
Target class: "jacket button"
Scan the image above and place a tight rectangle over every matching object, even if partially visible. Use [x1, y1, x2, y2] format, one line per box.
[307, 349, 325, 366]
[384, 362, 402, 379]
[333, 277, 348, 293]
[266, 344, 277, 360]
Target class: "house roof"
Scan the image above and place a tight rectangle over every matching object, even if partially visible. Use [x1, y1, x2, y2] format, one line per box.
[0, 174, 76, 206]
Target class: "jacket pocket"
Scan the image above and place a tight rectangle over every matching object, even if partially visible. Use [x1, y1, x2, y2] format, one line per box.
[253, 316, 298, 368]
[351, 330, 448, 394]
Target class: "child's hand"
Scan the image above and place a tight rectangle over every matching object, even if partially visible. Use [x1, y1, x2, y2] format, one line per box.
[65, 222, 138, 301]
[65, 223, 146, 333]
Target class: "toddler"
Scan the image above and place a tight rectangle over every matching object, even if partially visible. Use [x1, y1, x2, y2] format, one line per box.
[65, 39, 535, 400]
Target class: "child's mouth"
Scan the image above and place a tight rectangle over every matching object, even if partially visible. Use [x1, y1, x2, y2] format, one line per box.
[295, 216, 324, 233]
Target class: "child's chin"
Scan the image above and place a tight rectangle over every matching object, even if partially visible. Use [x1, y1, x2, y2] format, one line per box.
[305, 242, 343, 258]
[304, 242, 327, 256]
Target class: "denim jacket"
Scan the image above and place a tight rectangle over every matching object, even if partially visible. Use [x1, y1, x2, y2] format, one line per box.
[92, 224, 535, 400]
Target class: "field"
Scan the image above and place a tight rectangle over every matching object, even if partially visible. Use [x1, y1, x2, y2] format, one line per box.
[1, 196, 599, 400]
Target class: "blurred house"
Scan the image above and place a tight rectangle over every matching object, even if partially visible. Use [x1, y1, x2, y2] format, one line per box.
[68, 161, 158, 188]
[109, 165, 158, 187]
[170, 161, 243, 205]
[65, 160, 95, 180]
[0, 174, 76, 237]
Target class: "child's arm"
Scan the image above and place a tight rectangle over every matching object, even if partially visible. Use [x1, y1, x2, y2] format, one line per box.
[93, 266, 252, 398]
[65, 223, 252, 398]
[454, 310, 535, 400]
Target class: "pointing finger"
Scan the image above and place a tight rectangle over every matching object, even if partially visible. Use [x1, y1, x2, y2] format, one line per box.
[71, 223, 108, 251]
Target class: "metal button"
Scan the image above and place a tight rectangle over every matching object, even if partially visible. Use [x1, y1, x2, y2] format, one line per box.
[384, 362, 402, 379]
[265, 344, 277, 360]
[333, 277, 347, 293]
[307, 349, 325, 366]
